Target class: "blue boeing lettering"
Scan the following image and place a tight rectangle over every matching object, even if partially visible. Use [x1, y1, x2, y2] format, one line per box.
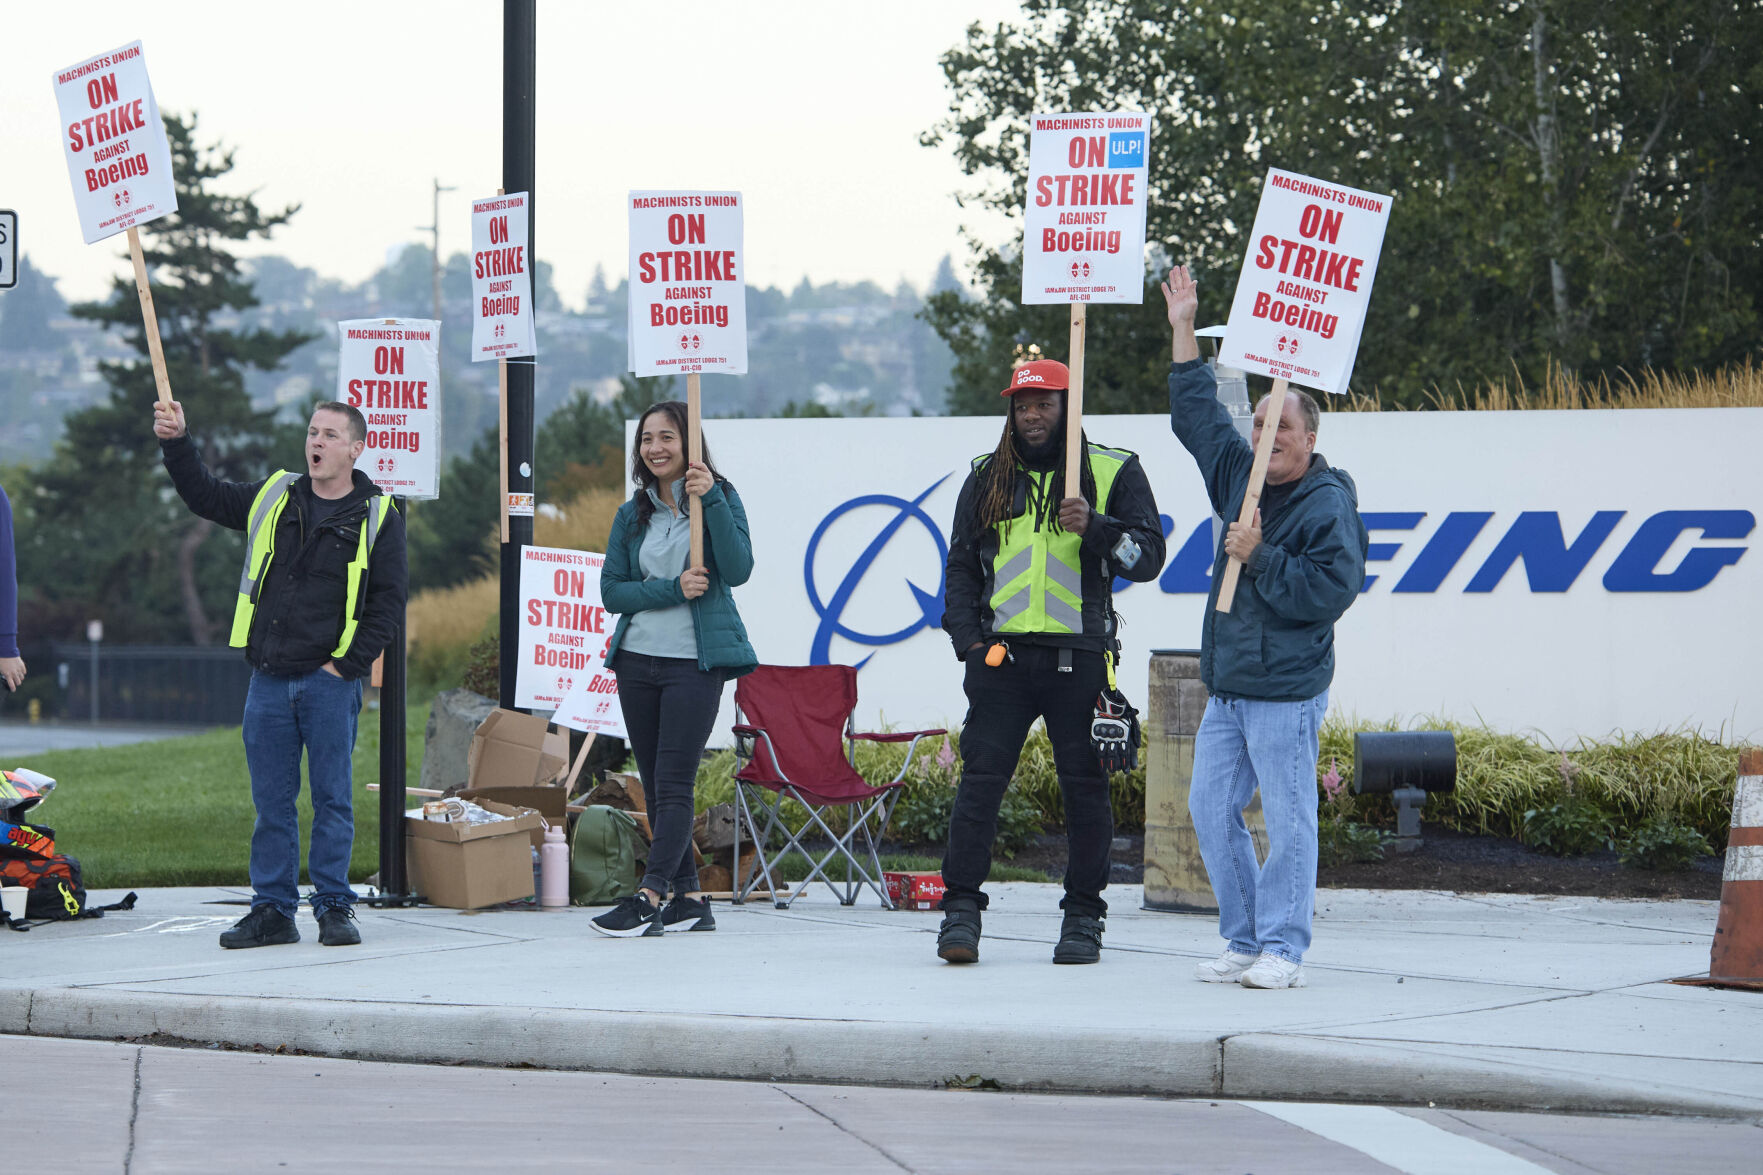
[1603, 510, 1752, 592]
[1466, 511, 1626, 592]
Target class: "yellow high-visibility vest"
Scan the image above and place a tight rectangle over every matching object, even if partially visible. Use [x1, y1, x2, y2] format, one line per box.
[229, 471, 392, 657]
[982, 446, 1129, 636]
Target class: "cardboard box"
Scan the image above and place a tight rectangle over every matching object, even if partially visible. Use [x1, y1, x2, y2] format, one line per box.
[883, 870, 947, 910]
[467, 709, 569, 791]
[460, 785, 568, 850]
[406, 800, 541, 909]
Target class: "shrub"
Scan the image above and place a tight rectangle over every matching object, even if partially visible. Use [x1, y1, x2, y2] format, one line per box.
[1522, 794, 1616, 856]
[1317, 756, 1388, 866]
[1617, 817, 1714, 871]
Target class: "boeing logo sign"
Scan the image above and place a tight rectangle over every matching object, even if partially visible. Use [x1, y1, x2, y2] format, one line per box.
[807, 491, 1753, 666]
[805, 477, 949, 667]
[667, 408, 1763, 743]
[1146, 509, 1754, 596]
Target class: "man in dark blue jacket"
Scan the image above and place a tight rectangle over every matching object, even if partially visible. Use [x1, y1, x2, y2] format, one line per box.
[156, 398, 406, 950]
[1163, 265, 1367, 989]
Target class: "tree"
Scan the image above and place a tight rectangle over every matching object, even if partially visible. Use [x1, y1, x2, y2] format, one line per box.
[922, 0, 1761, 410]
[19, 113, 311, 645]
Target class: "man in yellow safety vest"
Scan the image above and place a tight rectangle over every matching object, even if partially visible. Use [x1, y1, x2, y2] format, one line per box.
[155, 398, 406, 950]
[937, 357, 1166, 965]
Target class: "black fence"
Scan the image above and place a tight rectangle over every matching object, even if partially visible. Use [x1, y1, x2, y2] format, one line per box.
[46, 643, 255, 726]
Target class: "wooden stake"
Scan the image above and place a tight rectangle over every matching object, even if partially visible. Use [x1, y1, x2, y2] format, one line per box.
[562, 732, 597, 795]
[127, 227, 173, 405]
[1215, 378, 1288, 613]
[1064, 303, 1087, 491]
[495, 188, 510, 545]
[687, 371, 704, 567]
[498, 357, 511, 543]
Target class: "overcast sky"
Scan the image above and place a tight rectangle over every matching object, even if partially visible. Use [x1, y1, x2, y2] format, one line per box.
[7, 1, 1026, 307]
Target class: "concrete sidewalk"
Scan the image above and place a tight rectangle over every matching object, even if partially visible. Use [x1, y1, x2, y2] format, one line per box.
[2, 882, 1757, 1120]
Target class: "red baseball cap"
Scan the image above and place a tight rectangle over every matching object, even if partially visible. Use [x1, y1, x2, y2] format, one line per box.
[1001, 358, 1070, 397]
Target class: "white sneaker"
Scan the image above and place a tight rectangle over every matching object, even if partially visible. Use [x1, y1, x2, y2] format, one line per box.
[1239, 954, 1307, 988]
[1194, 949, 1260, 983]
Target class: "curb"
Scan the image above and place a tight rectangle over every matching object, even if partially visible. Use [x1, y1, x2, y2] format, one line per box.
[6, 987, 1760, 1120]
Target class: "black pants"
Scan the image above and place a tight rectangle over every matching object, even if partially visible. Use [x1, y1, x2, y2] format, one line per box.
[612, 651, 725, 898]
[942, 643, 1112, 917]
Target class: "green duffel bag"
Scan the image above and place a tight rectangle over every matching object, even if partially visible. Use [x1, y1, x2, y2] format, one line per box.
[569, 804, 647, 906]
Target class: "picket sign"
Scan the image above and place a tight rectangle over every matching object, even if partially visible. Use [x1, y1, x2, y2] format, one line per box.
[52, 41, 179, 404]
[1214, 168, 1393, 611]
[1020, 112, 1153, 488]
[627, 191, 747, 567]
[470, 187, 537, 544]
[337, 318, 441, 500]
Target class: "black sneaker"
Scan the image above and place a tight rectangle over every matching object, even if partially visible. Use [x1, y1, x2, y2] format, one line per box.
[316, 906, 361, 946]
[219, 906, 299, 950]
[661, 894, 716, 931]
[591, 892, 664, 938]
[1052, 912, 1105, 964]
[936, 907, 982, 964]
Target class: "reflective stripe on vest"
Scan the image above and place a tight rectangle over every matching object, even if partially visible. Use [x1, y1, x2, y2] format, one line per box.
[982, 447, 1128, 636]
[229, 474, 392, 659]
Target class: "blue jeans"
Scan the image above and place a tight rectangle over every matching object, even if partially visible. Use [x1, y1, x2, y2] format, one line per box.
[241, 666, 362, 917]
[1189, 690, 1328, 964]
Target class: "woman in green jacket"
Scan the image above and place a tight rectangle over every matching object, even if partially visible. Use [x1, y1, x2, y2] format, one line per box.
[592, 401, 757, 937]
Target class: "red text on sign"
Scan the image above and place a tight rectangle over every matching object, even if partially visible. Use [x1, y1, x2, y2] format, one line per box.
[1033, 173, 1137, 209]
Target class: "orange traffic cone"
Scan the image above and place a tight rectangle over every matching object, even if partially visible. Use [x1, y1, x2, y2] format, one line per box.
[1708, 749, 1763, 986]
[1679, 749, 1763, 990]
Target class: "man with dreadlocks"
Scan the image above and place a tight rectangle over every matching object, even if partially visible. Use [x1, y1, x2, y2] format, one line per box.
[936, 354, 1166, 965]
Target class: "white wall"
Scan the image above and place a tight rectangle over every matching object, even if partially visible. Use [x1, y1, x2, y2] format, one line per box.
[628, 407, 1761, 746]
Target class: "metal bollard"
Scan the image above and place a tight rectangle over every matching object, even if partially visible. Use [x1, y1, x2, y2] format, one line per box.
[1142, 649, 1268, 912]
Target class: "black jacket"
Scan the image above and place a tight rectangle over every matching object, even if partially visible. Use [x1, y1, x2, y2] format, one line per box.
[942, 442, 1166, 659]
[1167, 359, 1367, 700]
[161, 435, 408, 680]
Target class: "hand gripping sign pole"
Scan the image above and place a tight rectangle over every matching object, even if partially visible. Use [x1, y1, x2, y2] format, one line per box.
[628, 190, 748, 571]
[52, 42, 181, 405]
[1020, 112, 1153, 491]
[1213, 167, 1393, 612]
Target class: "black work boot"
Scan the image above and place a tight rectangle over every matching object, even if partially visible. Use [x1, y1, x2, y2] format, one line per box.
[936, 905, 982, 964]
[1052, 912, 1105, 964]
[219, 905, 300, 950]
[317, 906, 361, 946]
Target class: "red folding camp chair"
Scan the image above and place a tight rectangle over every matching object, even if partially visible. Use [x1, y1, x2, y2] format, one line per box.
[731, 664, 945, 909]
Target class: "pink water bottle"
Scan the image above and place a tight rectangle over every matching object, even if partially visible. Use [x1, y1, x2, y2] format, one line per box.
[540, 823, 569, 909]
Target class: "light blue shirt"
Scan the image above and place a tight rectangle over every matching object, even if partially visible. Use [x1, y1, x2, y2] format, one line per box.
[619, 479, 698, 659]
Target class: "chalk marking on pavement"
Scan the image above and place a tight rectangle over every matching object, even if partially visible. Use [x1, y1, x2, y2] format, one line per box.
[1241, 1101, 1556, 1175]
[93, 917, 235, 938]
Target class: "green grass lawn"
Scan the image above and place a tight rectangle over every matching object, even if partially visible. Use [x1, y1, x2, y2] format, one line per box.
[10, 702, 429, 889]
[11, 703, 1049, 891]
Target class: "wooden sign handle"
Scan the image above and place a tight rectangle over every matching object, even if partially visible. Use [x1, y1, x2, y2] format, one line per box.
[687, 372, 704, 567]
[1065, 302, 1086, 491]
[1215, 378, 1288, 613]
[496, 188, 511, 545]
[127, 227, 173, 405]
[562, 732, 598, 795]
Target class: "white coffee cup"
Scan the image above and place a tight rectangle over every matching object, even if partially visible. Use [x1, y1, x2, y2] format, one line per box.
[0, 886, 27, 922]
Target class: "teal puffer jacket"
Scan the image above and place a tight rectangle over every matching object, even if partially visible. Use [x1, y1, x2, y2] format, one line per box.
[601, 479, 758, 677]
[1168, 359, 1368, 702]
